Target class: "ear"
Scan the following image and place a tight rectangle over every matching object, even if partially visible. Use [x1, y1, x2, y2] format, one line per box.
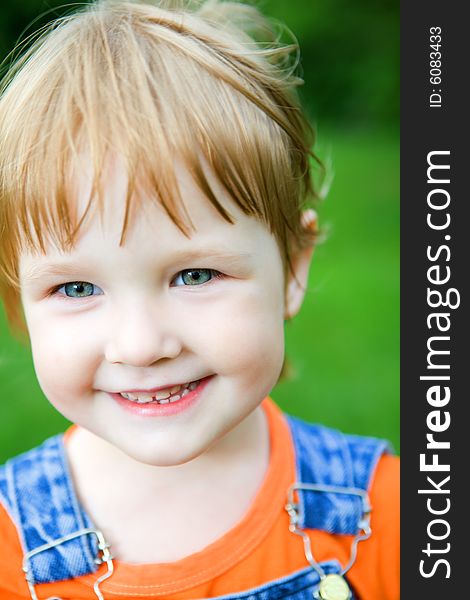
[284, 209, 317, 320]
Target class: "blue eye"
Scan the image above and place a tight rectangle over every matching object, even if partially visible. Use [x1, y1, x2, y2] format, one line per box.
[173, 269, 218, 286]
[57, 282, 103, 298]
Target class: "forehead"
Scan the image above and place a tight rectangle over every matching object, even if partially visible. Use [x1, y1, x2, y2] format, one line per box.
[73, 155, 258, 240]
[20, 156, 277, 268]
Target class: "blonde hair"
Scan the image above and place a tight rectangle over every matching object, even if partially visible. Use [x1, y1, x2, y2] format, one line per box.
[0, 0, 320, 334]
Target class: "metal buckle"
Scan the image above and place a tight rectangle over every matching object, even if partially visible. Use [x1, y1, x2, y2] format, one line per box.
[22, 528, 114, 600]
[285, 482, 372, 598]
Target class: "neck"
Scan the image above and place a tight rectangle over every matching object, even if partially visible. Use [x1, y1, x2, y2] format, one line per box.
[65, 406, 271, 562]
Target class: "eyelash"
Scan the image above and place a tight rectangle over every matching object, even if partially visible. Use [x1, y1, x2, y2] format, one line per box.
[48, 282, 102, 299]
[171, 269, 224, 287]
[48, 269, 225, 299]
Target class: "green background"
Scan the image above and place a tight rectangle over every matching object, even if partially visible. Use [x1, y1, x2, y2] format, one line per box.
[0, 0, 399, 462]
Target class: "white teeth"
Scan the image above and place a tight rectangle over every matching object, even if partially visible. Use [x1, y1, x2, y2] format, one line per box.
[119, 379, 201, 404]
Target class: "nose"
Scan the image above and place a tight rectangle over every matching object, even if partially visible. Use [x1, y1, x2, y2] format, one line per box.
[104, 300, 182, 367]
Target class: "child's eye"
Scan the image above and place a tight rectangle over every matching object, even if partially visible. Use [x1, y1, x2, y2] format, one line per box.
[54, 281, 103, 298]
[172, 269, 221, 286]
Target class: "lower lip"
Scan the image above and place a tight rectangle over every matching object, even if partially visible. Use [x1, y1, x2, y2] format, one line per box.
[108, 376, 213, 417]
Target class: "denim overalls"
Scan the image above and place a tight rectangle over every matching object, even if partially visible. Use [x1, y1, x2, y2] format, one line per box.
[0, 414, 389, 600]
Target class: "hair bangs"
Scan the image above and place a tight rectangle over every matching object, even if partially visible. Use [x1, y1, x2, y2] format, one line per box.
[0, 0, 319, 333]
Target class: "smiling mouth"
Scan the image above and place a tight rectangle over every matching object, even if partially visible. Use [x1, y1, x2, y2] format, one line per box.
[118, 380, 201, 404]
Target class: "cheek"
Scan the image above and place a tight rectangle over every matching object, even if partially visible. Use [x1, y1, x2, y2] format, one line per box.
[28, 315, 99, 399]
[197, 286, 285, 383]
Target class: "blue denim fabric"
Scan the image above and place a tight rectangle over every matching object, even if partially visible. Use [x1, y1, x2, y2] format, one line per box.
[286, 416, 391, 533]
[0, 415, 388, 598]
[0, 435, 99, 584]
[211, 562, 356, 600]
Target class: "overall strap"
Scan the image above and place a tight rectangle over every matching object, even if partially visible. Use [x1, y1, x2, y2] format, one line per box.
[286, 415, 391, 535]
[0, 434, 100, 586]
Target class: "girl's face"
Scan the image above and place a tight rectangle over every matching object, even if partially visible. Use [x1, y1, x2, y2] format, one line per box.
[19, 161, 309, 466]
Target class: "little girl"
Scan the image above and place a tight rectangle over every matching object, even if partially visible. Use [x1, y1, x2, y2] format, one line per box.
[0, 1, 399, 598]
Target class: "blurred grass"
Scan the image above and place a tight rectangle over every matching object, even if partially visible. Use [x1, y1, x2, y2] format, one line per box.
[0, 125, 399, 462]
[272, 125, 399, 451]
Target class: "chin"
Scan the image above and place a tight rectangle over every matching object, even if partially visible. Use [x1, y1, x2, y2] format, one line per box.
[123, 442, 208, 468]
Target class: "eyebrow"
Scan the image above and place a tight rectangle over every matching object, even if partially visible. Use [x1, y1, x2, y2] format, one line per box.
[21, 261, 90, 283]
[168, 248, 254, 267]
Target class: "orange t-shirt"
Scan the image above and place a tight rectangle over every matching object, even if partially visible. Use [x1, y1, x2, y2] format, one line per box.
[0, 399, 399, 599]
